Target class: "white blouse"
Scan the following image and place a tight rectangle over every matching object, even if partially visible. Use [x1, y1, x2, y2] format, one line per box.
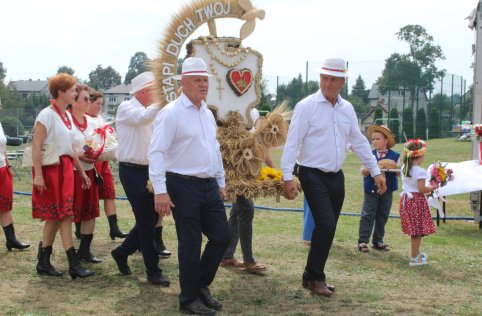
[35, 107, 75, 157]
[0, 122, 7, 168]
[71, 114, 95, 171]
[401, 165, 429, 193]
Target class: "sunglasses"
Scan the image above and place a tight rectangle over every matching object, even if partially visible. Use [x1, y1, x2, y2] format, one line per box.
[81, 96, 90, 103]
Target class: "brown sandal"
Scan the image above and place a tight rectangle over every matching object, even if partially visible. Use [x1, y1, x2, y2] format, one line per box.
[358, 243, 370, 253]
[220, 258, 244, 267]
[372, 242, 390, 251]
[243, 262, 267, 273]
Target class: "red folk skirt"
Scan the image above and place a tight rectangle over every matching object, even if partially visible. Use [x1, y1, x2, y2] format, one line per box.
[0, 166, 13, 212]
[94, 161, 116, 199]
[399, 192, 436, 237]
[73, 168, 100, 222]
[32, 155, 74, 221]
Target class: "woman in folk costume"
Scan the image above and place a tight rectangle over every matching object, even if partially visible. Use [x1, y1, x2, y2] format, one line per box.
[85, 90, 128, 241]
[32, 73, 94, 279]
[0, 106, 30, 251]
[70, 84, 101, 263]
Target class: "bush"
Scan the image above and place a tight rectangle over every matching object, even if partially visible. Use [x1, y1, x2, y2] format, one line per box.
[403, 108, 414, 139]
[415, 108, 427, 139]
[428, 108, 440, 139]
[0, 115, 24, 137]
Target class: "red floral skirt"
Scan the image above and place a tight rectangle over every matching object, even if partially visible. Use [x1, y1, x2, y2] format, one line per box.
[399, 192, 436, 237]
[73, 169, 100, 222]
[94, 161, 116, 199]
[0, 166, 13, 212]
[32, 155, 74, 221]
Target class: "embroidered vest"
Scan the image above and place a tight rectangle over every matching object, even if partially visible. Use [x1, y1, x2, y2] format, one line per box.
[363, 149, 400, 194]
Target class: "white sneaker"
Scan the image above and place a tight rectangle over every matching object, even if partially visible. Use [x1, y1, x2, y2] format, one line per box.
[409, 254, 422, 266]
[420, 253, 428, 265]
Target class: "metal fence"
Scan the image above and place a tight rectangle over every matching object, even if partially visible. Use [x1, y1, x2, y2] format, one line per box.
[263, 60, 469, 139]
[0, 59, 470, 140]
[0, 108, 40, 138]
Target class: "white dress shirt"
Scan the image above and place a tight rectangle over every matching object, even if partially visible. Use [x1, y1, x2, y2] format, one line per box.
[148, 93, 225, 194]
[280, 90, 380, 181]
[115, 97, 160, 165]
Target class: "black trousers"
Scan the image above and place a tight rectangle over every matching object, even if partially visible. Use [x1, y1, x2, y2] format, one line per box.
[299, 166, 344, 282]
[116, 163, 161, 277]
[167, 174, 230, 307]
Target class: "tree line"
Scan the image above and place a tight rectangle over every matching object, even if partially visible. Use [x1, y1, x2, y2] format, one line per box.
[267, 24, 472, 142]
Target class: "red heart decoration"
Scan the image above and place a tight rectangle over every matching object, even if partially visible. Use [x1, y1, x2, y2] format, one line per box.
[226, 68, 253, 96]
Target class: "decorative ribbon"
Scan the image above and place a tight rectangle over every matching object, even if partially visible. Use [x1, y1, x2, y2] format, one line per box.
[88, 125, 114, 160]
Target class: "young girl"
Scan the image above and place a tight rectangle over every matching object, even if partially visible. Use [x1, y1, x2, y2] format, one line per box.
[400, 139, 437, 266]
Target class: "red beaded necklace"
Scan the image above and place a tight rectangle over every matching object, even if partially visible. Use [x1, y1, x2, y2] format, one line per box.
[70, 111, 88, 132]
[50, 99, 72, 130]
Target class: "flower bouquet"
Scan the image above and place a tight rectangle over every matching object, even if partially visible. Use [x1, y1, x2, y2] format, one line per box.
[429, 160, 454, 190]
[83, 125, 118, 161]
[471, 124, 482, 164]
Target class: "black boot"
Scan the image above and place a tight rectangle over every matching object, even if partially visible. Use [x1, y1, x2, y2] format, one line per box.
[77, 234, 102, 264]
[154, 226, 171, 258]
[107, 214, 128, 240]
[66, 247, 95, 279]
[36, 242, 63, 277]
[74, 222, 81, 240]
[3, 224, 30, 251]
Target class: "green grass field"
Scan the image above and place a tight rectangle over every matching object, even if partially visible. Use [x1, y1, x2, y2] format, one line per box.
[1, 138, 481, 315]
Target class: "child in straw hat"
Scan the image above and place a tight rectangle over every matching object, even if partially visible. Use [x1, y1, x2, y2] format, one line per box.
[358, 125, 399, 253]
[400, 139, 437, 266]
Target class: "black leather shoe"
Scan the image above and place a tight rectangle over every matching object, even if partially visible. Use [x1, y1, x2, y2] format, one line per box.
[180, 298, 215, 315]
[147, 274, 170, 287]
[199, 287, 222, 310]
[111, 249, 131, 275]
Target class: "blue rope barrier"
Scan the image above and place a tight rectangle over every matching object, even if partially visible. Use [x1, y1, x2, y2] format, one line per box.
[13, 191, 475, 221]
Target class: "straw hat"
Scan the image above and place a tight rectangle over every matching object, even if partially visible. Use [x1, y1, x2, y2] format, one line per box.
[367, 124, 396, 148]
[319, 58, 350, 78]
[173, 57, 212, 80]
[130, 72, 154, 94]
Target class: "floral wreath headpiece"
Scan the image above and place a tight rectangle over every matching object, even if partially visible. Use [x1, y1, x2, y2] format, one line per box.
[403, 138, 427, 158]
[403, 138, 427, 176]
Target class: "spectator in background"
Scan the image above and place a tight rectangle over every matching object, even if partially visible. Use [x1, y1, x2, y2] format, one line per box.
[0, 105, 30, 251]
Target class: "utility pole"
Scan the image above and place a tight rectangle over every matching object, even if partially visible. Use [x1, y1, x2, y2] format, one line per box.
[473, 0, 482, 158]
[470, 0, 482, 227]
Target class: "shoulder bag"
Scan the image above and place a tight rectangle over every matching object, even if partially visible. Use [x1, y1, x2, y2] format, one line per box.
[22, 144, 59, 168]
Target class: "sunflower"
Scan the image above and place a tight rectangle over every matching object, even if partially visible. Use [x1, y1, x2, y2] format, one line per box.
[230, 137, 265, 177]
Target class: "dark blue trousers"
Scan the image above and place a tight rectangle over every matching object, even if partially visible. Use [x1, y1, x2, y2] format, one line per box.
[116, 163, 161, 278]
[167, 174, 230, 307]
[299, 166, 344, 282]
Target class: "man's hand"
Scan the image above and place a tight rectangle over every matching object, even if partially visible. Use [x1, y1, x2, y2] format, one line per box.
[361, 167, 370, 176]
[283, 180, 298, 200]
[374, 174, 387, 195]
[154, 193, 174, 216]
[219, 188, 227, 200]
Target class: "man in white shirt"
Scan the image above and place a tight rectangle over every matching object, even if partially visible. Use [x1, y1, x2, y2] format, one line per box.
[280, 58, 387, 297]
[111, 72, 169, 286]
[148, 57, 229, 315]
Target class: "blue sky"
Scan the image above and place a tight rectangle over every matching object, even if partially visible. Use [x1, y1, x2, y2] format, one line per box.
[0, 0, 477, 93]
